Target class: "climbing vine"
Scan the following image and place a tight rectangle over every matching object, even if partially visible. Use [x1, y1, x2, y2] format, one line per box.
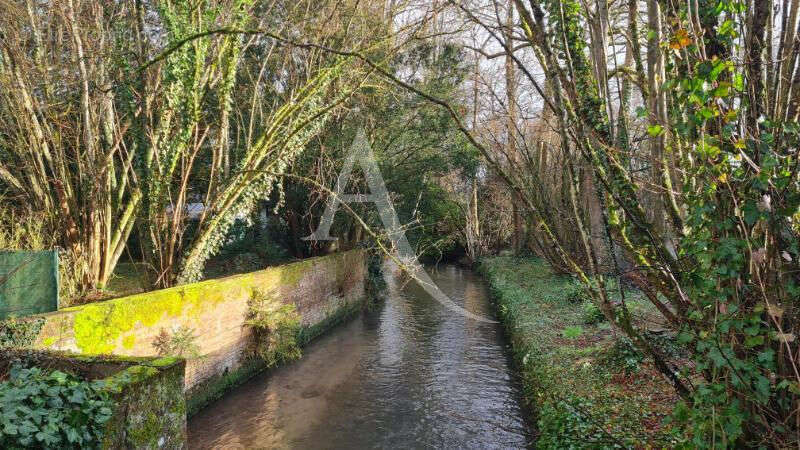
[502, 0, 800, 445]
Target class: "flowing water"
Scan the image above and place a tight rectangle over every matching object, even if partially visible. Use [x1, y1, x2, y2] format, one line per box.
[188, 265, 532, 449]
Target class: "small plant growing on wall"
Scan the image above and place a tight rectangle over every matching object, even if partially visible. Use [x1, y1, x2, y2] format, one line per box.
[152, 326, 200, 358]
[245, 290, 302, 366]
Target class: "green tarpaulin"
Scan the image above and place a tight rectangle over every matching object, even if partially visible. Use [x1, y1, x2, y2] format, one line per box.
[0, 250, 59, 320]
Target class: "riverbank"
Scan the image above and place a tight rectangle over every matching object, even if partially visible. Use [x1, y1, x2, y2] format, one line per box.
[480, 256, 682, 448]
[189, 264, 531, 448]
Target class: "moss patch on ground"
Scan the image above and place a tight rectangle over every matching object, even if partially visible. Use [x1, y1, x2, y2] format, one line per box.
[480, 256, 682, 448]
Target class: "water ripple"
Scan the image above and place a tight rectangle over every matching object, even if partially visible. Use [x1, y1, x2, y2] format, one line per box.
[189, 265, 532, 449]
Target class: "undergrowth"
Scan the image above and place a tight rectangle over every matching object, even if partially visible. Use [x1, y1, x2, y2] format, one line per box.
[0, 365, 112, 448]
[245, 290, 302, 366]
[480, 256, 683, 448]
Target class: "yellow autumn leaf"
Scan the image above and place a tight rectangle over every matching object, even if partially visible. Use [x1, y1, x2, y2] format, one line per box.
[670, 29, 692, 50]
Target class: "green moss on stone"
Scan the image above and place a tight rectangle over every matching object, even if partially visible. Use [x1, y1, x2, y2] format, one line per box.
[36, 250, 363, 357]
[117, 358, 186, 449]
[279, 257, 315, 288]
[148, 356, 180, 368]
[127, 411, 163, 447]
[69, 279, 232, 354]
[296, 297, 362, 346]
[186, 358, 267, 417]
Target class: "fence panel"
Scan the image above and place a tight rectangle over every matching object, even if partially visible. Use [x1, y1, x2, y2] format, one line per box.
[0, 250, 59, 319]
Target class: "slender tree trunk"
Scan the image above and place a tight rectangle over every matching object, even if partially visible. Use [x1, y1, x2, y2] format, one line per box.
[647, 0, 666, 231]
[747, 0, 769, 130]
[505, 0, 522, 254]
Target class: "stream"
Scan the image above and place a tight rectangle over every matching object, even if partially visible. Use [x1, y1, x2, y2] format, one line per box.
[188, 264, 532, 449]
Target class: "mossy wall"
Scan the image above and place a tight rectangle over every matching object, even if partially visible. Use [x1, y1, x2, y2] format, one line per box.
[1, 350, 187, 449]
[20, 250, 366, 390]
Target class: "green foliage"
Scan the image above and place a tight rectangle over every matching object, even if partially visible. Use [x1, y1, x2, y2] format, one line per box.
[562, 325, 584, 339]
[537, 397, 615, 449]
[564, 280, 591, 303]
[602, 337, 644, 374]
[481, 257, 682, 447]
[277, 41, 477, 260]
[582, 303, 606, 325]
[524, 0, 800, 444]
[364, 251, 387, 308]
[245, 291, 302, 366]
[0, 318, 44, 349]
[0, 365, 113, 448]
[647, 2, 800, 445]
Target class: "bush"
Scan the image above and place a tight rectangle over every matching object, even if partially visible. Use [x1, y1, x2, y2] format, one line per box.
[245, 291, 302, 366]
[537, 397, 610, 449]
[602, 337, 644, 374]
[564, 280, 590, 303]
[582, 303, 606, 325]
[0, 365, 113, 448]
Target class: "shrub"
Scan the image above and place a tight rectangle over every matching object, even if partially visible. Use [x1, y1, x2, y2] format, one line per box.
[602, 337, 644, 374]
[564, 280, 590, 303]
[245, 290, 302, 366]
[582, 303, 606, 325]
[0, 318, 44, 349]
[0, 365, 113, 448]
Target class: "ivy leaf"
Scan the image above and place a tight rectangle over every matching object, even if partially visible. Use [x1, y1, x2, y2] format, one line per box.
[744, 336, 764, 347]
[733, 73, 744, 91]
[713, 82, 731, 98]
[757, 349, 775, 364]
[647, 124, 664, 137]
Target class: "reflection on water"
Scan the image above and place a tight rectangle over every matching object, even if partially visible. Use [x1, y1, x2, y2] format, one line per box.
[188, 265, 532, 449]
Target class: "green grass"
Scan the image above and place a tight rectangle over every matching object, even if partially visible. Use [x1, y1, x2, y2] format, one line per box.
[103, 262, 152, 298]
[480, 256, 682, 449]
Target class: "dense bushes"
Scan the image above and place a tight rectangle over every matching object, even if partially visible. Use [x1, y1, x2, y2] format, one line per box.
[0, 365, 112, 448]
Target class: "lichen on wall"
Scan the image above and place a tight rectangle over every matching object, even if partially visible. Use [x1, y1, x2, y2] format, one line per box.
[70, 282, 219, 354]
[10, 249, 367, 396]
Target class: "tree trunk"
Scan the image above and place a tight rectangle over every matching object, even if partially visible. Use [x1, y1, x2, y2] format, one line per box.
[505, 0, 522, 254]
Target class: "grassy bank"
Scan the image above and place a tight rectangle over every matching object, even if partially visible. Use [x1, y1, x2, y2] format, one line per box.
[481, 257, 682, 448]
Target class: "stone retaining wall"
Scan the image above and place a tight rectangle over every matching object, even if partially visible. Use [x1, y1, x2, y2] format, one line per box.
[22, 250, 366, 391]
[0, 350, 187, 449]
